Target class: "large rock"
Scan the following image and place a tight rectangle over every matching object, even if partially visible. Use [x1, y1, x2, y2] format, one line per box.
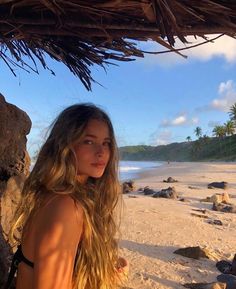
[212, 203, 236, 213]
[153, 186, 178, 199]
[143, 186, 156, 195]
[163, 176, 178, 183]
[216, 260, 233, 275]
[201, 193, 230, 204]
[1, 175, 26, 238]
[122, 180, 135, 194]
[0, 94, 31, 288]
[208, 182, 228, 190]
[0, 94, 31, 182]
[217, 274, 236, 289]
[174, 246, 218, 260]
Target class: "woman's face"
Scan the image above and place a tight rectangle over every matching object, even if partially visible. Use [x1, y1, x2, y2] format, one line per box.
[73, 119, 111, 183]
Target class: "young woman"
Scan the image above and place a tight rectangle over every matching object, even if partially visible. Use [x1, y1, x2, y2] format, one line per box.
[6, 103, 128, 289]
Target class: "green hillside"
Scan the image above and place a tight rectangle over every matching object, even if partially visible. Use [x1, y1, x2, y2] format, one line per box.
[119, 135, 236, 161]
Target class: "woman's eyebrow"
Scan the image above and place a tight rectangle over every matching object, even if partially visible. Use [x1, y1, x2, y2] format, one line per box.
[84, 134, 111, 140]
[84, 134, 96, 138]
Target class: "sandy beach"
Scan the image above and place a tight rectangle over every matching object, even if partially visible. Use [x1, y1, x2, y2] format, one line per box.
[119, 162, 236, 289]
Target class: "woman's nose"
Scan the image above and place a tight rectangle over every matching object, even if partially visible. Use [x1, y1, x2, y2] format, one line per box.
[95, 144, 104, 155]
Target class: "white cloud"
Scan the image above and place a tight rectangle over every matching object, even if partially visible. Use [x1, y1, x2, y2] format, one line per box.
[138, 35, 236, 67]
[186, 35, 236, 63]
[172, 115, 186, 125]
[210, 80, 236, 112]
[196, 80, 236, 112]
[218, 80, 233, 94]
[160, 114, 198, 127]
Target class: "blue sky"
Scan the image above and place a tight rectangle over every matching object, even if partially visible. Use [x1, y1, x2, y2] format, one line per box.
[1, 35, 236, 157]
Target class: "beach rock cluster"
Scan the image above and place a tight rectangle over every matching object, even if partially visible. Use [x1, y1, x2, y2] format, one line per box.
[140, 185, 178, 199]
[176, 247, 236, 288]
[0, 94, 31, 288]
[200, 192, 236, 214]
[153, 186, 178, 199]
[123, 178, 180, 199]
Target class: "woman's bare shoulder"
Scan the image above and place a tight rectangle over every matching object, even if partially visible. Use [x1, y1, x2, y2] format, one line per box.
[36, 194, 84, 231]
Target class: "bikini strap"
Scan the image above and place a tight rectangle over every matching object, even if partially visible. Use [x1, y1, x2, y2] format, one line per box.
[18, 245, 34, 268]
[4, 245, 34, 289]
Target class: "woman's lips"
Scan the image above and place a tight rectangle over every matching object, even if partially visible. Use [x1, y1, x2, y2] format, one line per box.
[91, 162, 106, 167]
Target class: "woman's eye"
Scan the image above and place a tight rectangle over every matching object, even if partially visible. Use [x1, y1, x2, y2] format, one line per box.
[84, 140, 93, 145]
[103, 141, 111, 147]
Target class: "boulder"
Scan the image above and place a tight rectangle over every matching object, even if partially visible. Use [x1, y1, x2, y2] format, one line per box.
[212, 203, 236, 213]
[217, 274, 236, 289]
[143, 186, 156, 195]
[0, 175, 24, 289]
[1, 175, 26, 238]
[216, 254, 236, 275]
[212, 193, 230, 205]
[0, 94, 31, 288]
[163, 177, 178, 183]
[222, 192, 230, 204]
[201, 193, 230, 204]
[0, 94, 31, 182]
[174, 246, 216, 260]
[208, 182, 228, 190]
[122, 180, 135, 194]
[153, 187, 177, 199]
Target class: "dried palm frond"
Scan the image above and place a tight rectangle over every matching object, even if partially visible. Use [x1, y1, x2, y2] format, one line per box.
[0, 0, 235, 90]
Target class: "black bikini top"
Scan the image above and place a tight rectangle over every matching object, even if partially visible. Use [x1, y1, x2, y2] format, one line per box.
[4, 245, 34, 289]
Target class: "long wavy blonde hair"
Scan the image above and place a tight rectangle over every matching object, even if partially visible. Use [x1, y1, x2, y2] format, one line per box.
[10, 103, 122, 289]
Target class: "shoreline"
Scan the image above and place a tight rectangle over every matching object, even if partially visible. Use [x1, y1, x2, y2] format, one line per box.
[119, 161, 236, 289]
[128, 161, 236, 183]
[121, 160, 236, 183]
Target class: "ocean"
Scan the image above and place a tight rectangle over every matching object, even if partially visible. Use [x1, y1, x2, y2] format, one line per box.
[119, 160, 163, 181]
[30, 160, 163, 181]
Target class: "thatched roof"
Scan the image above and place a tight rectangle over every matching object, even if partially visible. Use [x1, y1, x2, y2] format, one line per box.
[1, 0, 236, 90]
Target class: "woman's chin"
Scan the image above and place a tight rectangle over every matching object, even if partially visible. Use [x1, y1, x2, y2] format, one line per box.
[90, 171, 105, 179]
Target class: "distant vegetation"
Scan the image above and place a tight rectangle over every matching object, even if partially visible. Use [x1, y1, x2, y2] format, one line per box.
[119, 104, 236, 162]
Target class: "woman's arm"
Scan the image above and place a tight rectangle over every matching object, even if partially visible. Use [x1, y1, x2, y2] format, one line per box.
[32, 195, 83, 289]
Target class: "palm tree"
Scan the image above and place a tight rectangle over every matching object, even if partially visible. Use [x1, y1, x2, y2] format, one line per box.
[213, 125, 226, 155]
[194, 126, 202, 139]
[202, 134, 209, 143]
[186, 136, 191, 142]
[224, 120, 235, 136]
[229, 103, 236, 125]
[212, 125, 226, 138]
[224, 120, 235, 156]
